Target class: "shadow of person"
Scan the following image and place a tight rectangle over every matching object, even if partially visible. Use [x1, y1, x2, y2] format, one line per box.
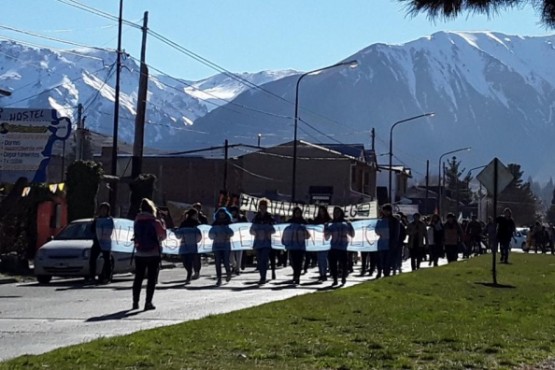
[85, 309, 142, 322]
[474, 282, 516, 289]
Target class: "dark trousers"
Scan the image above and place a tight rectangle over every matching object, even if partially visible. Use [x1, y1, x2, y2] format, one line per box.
[194, 254, 202, 274]
[368, 251, 379, 275]
[429, 244, 443, 267]
[133, 256, 161, 305]
[181, 254, 195, 280]
[256, 248, 270, 281]
[360, 252, 369, 275]
[445, 244, 458, 263]
[214, 250, 231, 280]
[410, 246, 423, 271]
[328, 248, 348, 283]
[389, 246, 402, 273]
[377, 250, 391, 277]
[89, 245, 112, 281]
[303, 252, 317, 272]
[500, 241, 511, 262]
[289, 250, 304, 282]
[269, 249, 278, 278]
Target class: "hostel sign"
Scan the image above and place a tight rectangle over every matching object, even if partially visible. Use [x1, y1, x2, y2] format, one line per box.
[0, 108, 71, 183]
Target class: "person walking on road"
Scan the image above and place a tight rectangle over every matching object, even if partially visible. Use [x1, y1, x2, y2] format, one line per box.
[444, 213, 463, 263]
[496, 207, 516, 264]
[89, 202, 114, 284]
[282, 207, 310, 285]
[228, 206, 247, 276]
[209, 208, 234, 286]
[192, 202, 208, 279]
[428, 214, 444, 267]
[250, 199, 276, 285]
[324, 207, 355, 286]
[310, 206, 332, 281]
[132, 198, 167, 311]
[375, 204, 400, 278]
[176, 208, 202, 285]
[407, 213, 428, 271]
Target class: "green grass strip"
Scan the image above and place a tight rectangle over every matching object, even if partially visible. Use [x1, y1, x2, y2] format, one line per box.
[3, 254, 555, 369]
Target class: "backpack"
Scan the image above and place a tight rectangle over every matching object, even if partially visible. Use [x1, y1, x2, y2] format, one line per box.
[134, 219, 160, 252]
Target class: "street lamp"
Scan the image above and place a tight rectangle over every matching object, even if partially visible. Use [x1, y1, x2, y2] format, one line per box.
[437, 146, 471, 217]
[0, 88, 11, 96]
[291, 59, 358, 202]
[388, 112, 435, 203]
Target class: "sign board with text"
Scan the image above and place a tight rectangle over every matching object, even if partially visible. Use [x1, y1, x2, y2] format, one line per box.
[0, 108, 71, 183]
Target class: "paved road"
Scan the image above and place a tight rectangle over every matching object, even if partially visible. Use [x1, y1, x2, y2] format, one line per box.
[0, 255, 448, 361]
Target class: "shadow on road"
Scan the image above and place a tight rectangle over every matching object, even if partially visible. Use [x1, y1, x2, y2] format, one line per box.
[85, 309, 143, 322]
[475, 282, 516, 289]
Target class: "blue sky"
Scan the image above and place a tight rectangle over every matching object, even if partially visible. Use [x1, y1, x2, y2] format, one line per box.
[2, 0, 554, 81]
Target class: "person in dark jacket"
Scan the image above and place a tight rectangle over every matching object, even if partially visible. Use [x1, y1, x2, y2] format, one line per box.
[443, 213, 463, 263]
[406, 213, 428, 271]
[375, 204, 400, 278]
[176, 208, 202, 285]
[496, 207, 516, 264]
[310, 206, 332, 281]
[428, 214, 444, 267]
[209, 208, 234, 286]
[250, 199, 276, 284]
[192, 202, 208, 279]
[132, 198, 167, 311]
[88, 202, 114, 284]
[324, 207, 355, 286]
[282, 207, 310, 285]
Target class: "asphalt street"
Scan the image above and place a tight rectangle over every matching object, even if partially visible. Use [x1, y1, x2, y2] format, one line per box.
[0, 255, 449, 361]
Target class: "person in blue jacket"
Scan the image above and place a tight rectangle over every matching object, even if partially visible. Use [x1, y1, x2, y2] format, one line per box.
[208, 208, 234, 286]
[250, 198, 276, 285]
[282, 207, 310, 285]
[175, 208, 202, 285]
[324, 207, 355, 286]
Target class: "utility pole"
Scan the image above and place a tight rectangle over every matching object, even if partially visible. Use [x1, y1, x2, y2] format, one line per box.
[132, 11, 149, 179]
[370, 128, 375, 151]
[76, 103, 84, 161]
[425, 160, 429, 214]
[223, 139, 229, 192]
[109, 0, 124, 213]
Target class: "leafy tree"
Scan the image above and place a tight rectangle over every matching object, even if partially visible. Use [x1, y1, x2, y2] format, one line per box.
[494, 164, 538, 225]
[66, 161, 103, 221]
[400, 0, 555, 28]
[444, 156, 472, 206]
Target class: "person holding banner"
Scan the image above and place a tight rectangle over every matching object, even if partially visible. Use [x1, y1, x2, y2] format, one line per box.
[282, 207, 310, 285]
[375, 204, 400, 278]
[250, 198, 276, 285]
[88, 202, 114, 284]
[209, 208, 234, 286]
[228, 206, 247, 276]
[311, 206, 332, 282]
[176, 208, 202, 285]
[324, 207, 355, 286]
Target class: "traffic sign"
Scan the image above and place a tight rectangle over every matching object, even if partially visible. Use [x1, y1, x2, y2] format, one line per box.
[476, 158, 513, 195]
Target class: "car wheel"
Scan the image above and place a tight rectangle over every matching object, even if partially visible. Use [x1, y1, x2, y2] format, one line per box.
[37, 275, 52, 284]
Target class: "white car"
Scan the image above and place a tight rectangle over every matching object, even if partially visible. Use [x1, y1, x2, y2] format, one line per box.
[34, 218, 135, 284]
[510, 227, 529, 250]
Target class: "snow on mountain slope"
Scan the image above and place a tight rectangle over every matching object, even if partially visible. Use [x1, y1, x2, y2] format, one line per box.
[2, 32, 555, 180]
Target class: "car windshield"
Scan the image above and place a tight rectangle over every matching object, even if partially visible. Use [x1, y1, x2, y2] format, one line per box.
[55, 222, 95, 240]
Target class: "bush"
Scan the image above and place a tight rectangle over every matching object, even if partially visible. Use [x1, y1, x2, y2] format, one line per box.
[66, 161, 103, 221]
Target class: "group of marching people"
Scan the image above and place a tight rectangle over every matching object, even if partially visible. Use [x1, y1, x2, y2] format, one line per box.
[90, 196, 517, 311]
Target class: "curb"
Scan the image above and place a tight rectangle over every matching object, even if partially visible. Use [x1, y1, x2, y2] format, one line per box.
[0, 278, 17, 285]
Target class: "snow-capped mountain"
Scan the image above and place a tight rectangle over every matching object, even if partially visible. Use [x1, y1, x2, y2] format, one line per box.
[194, 31, 555, 181]
[2, 31, 555, 181]
[0, 40, 297, 150]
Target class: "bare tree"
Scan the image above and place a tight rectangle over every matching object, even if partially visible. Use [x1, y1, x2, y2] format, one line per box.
[399, 0, 555, 28]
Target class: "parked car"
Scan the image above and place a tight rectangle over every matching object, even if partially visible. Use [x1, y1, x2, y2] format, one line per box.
[510, 227, 529, 251]
[34, 218, 135, 284]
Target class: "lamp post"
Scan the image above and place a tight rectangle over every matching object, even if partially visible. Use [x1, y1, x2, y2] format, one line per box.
[0, 88, 11, 97]
[388, 112, 435, 203]
[291, 59, 358, 202]
[437, 146, 471, 217]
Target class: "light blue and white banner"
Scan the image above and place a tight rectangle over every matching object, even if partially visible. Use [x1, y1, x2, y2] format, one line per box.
[108, 219, 379, 254]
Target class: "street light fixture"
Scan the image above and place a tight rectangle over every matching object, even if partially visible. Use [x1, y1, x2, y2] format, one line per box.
[437, 146, 471, 217]
[388, 112, 435, 203]
[0, 88, 12, 97]
[291, 59, 358, 202]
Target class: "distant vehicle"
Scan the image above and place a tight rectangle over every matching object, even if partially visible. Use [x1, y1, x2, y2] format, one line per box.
[510, 227, 529, 251]
[34, 218, 135, 284]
